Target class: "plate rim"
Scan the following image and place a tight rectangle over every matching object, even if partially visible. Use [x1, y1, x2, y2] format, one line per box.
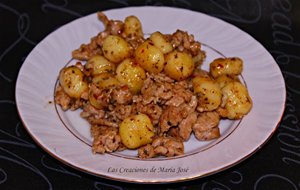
[15, 6, 286, 183]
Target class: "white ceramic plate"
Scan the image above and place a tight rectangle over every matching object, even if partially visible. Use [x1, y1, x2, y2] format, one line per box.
[16, 7, 286, 183]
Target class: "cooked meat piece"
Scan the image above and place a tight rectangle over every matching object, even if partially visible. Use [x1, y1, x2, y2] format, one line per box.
[152, 136, 184, 157]
[111, 104, 133, 121]
[178, 112, 197, 141]
[141, 75, 173, 104]
[138, 136, 184, 158]
[176, 80, 190, 88]
[174, 82, 193, 101]
[133, 101, 162, 125]
[89, 84, 112, 109]
[111, 86, 133, 105]
[138, 144, 155, 159]
[80, 91, 89, 101]
[97, 12, 110, 28]
[55, 85, 85, 111]
[155, 83, 174, 101]
[91, 125, 121, 153]
[193, 111, 220, 140]
[170, 30, 202, 56]
[126, 36, 145, 50]
[159, 96, 197, 134]
[159, 106, 183, 133]
[55, 85, 72, 111]
[142, 73, 188, 104]
[193, 112, 220, 131]
[152, 72, 175, 83]
[195, 127, 220, 141]
[106, 19, 123, 35]
[72, 36, 103, 61]
[88, 117, 119, 128]
[165, 84, 193, 106]
[167, 127, 181, 139]
[181, 95, 198, 116]
[216, 107, 229, 118]
[98, 12, 124, 35]
[165, 95, 185, 107]
[80, 103, 105, 119]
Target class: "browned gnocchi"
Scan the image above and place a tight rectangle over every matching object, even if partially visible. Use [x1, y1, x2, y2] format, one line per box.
[59, 66, 88, 98]
[102, 35, 131, 63]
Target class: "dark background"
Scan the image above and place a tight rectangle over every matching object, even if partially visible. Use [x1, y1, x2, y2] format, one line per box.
[1, 0, 300, 189]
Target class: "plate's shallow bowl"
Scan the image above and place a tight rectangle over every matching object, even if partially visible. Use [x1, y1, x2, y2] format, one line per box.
[16, 6, 286, 183]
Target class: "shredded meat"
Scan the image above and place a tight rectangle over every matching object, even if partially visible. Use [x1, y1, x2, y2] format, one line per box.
[55, 85, 85, 111]
[88, 117, 119, 128]
[138, 136, 184, 158]
[55, 85, 72, 111]
[193, 111, 220, 140]
[98, 12, 124, 35]
[80, 103, 105, 119]
[91, 125, 121, 153]
[111, 86, 133, 104]
[179, 112, 197, 141]
[72, 37, 103, 61]
[110, 104, 133, 121]
[138, 144, 155, 159]
[133, 102, 162, 125]
[167, 127, 181, 139]
[159, 95, 197, 134]
[140, 73, 193, 107]
[141, 73, 174, 104]
[159, 106, 185, 133]
[169, 29, 202, 56]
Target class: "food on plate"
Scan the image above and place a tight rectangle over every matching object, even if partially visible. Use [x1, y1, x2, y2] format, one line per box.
[192, 76, 222, 112]
[116, 58, 146, 94]
[58, 66, 88, 99]
[85, 55, 116, 76]
[210, 57, 243, 78]
[55, 12, 252, 158]
[149, 31, 173, 54]
[220, 81, 252, 119]
[164, 51, 194, 80]
[134, 40, 165, 74]
[119, 113, 154, 149]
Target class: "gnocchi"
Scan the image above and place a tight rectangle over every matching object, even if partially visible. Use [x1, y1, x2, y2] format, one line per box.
[215, 74, 238, 89]
[164, 51, 194, 80]
[134, 40, 165, 74]
[85, 55, 115, 76]
[92, 73, 120, 89]
[102, 35, 131, 63]
[119, 114, 154, 149]
[59, 66, 88, 98]
[221, 81, 252, 119]
[192, 76, 222, 112]
[210, 57, 243, 78]
[116, 58, 146, 94]
[124, 15, 143, 38]
[149, 31, 173, 54]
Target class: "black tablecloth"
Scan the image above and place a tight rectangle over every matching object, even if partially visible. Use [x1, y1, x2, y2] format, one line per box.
[1, 0, 299, 189]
